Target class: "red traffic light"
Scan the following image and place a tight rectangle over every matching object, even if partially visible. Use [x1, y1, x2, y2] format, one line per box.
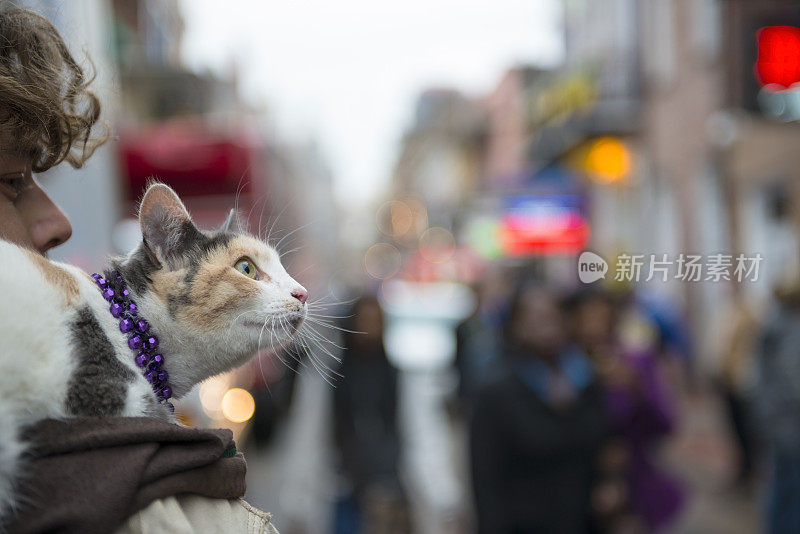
[755, 26, 800, 88]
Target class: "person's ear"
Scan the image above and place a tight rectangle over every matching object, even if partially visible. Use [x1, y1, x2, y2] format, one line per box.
[138, 182, 202, 266]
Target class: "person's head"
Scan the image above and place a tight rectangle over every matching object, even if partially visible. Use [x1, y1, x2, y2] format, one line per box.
[565, 288, 618, 350]
[0, 8, 105, 254]
[506, 285, 567, 362]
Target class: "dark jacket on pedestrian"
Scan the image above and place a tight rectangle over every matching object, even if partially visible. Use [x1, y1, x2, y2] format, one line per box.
[470, 348, 609, 534]
[333, 340, 401, 496]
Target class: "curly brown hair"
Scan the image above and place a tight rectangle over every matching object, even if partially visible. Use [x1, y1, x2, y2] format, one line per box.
[0, 8, 106, 172]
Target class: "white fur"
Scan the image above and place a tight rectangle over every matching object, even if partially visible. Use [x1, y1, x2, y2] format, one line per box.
[0, 242, 156, 518]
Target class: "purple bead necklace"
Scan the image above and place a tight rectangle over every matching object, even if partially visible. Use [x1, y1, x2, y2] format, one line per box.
[92, 270, 174, 413]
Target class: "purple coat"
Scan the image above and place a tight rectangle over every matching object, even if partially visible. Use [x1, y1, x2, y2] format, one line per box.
[604, 350, 686, 531]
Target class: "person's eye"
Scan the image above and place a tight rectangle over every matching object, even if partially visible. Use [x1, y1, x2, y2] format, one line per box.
[234, 258, 259, 280]
[0, 173, 29, 200]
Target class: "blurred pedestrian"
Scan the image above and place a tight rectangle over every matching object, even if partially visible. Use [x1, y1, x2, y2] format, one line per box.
[470, 285, 608, 534]
[454, 271, 510, 407]
[754, 283, 800, 534]
[715, 296, 760, 488]
[333, 295, 409, 534]
[567, 289, 685, 533]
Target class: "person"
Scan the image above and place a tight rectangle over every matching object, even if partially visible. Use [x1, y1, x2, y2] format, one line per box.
[566, 289, 685, 533]
[332, 295, 409, 534]
[453, 273, 509, 407]
[470, 285, 608, 534]
[0, 8, 275, 533]
[754, 282, 800, 534]
[715, 296, 759, 488]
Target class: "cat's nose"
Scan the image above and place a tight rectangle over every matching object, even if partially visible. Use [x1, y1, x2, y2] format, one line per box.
[291, 288, 308, 305]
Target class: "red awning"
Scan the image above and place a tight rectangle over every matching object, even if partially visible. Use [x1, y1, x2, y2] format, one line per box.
[118, 120, 259, 203]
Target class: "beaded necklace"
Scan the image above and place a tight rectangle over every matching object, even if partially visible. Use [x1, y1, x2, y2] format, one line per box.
[92, 270, 174, 413]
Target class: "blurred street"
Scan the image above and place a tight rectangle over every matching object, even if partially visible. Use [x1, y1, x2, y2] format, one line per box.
[668, 389, 760, 534]
[242, 372, 763, 534]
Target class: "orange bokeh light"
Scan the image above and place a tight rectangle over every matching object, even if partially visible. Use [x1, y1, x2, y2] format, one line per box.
[584, 137, 631, 183]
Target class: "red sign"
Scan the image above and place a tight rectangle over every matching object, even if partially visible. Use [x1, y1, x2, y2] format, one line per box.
[755, 26, 800, 88]
[500, 195, 590, 256]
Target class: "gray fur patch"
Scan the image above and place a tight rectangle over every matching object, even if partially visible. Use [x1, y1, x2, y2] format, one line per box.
[65, 307, 136, 416]
[113, 246, 159, 295]
[141, 394, 170, 420]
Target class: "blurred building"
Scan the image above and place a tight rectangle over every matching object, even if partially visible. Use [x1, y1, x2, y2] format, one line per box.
[719, 0, 800, 293]
[392, 89, 486, 225]
[111, 0, 241, 122]
[483, 66, 548, 188]
[107, 0, 293, 265]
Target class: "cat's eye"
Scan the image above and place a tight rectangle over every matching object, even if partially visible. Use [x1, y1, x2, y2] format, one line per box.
[234, 259, 259, 280]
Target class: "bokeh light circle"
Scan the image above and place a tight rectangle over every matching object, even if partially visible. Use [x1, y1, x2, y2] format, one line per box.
[364, 243, 402, 279]
[221, 388, 256, 423]
[419, 227, 456, 263]
[585, 137, 631, 183]
[376, 200, 419, 240]
[198, 378, 229, 417]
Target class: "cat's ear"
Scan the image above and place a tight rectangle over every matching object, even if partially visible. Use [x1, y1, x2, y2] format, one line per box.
[219, 208, 239, 233]
[138, 183, 202, 265]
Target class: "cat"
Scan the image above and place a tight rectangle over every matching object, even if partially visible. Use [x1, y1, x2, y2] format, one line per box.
[0, 182, 308, 518]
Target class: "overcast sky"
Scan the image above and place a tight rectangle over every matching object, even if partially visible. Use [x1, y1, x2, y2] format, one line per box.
[180, 0, 564, 207]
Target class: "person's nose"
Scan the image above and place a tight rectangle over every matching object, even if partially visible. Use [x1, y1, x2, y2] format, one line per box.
[27, 183, 72, 254]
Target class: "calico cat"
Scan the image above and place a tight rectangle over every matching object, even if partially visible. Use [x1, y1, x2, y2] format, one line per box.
[0, 183, 308, 517]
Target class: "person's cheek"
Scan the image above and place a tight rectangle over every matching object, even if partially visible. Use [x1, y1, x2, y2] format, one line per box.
[0, 198, 34, 248]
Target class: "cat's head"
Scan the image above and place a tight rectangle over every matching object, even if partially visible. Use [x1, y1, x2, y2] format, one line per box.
[121, 183, 307, 392]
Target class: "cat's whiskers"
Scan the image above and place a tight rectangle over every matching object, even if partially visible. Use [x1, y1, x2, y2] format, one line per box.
[232, 172, 250, 224]
[278, 245, 306, 260]
[256, 314, 271, 357]
[230, 308, 260, 327]
[300, 321, 346, 352]
[302, 337, 343, 379]
[290, 321, 337, 386]
[243, 190, 268, 236]
[273, 221, 314, 254]
[306, 293, 359, 310]
[294, 317, 343, 378]
[264, 195, 289, 243]
[304, 316, 365, 335]
[306, 310, 353, 320]
[303, 327, 345, 370]
[257, 193, 278, 243]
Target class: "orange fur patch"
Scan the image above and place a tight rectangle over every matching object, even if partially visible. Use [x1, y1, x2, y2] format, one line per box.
[186, 237, 266, 329]
[24, 249, 79, 305]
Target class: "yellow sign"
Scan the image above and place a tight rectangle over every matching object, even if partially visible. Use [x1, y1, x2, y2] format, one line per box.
[531, 70, 598, 126]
